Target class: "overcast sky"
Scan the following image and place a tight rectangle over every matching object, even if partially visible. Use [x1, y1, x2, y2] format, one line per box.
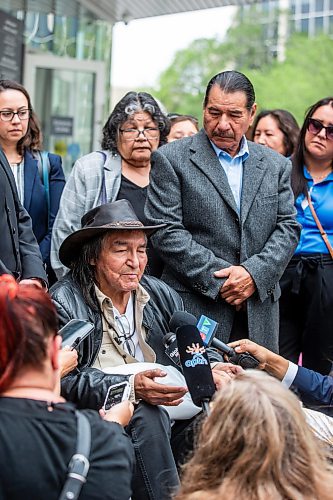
[111, 6, 236, 89]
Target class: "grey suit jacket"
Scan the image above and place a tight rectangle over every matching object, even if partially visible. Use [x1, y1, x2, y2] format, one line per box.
[145, 130, 301, 351]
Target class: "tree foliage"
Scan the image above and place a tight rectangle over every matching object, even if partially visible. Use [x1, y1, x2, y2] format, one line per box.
[150, 10, 333, 125]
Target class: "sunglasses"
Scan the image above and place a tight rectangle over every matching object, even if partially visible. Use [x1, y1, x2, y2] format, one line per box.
[307, 118, 333, 141]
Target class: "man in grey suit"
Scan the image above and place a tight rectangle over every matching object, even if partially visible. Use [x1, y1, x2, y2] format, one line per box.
[145, 71, 301, 352]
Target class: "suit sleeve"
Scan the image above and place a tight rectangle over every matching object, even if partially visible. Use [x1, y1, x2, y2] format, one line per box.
[38, 153, 65, 264]
[293, 366, 333, 407]
[51, 158, 88, 279]
[145, 149, 231, 300]
[241, 159, 300, 302]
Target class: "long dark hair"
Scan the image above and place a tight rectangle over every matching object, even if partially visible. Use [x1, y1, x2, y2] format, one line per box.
[101, 91, 170, 154]
[0, 79, 43, 154]
[71, 234, 106, 310]
[251, 109, 300, 157]
[291, 97, 333, 199]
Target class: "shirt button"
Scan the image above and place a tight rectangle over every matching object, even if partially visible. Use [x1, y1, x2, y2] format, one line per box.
[102, 349, 106, 354]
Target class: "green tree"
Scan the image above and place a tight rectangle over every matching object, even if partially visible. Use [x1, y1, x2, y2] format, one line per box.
[150, 11, 333, 125]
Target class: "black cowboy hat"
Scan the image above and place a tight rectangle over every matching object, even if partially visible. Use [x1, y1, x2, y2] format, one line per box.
[59, 199, 166, 268]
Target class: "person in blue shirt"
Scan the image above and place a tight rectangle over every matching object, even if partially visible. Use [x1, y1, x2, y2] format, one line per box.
[279, 97, 333, 375]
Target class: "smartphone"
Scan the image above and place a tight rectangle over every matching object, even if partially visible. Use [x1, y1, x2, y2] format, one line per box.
[103, 381, 131, 411]
[60, 319, 94, 349]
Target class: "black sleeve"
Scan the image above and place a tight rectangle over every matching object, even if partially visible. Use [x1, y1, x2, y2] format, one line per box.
[61, 368, 131, 410]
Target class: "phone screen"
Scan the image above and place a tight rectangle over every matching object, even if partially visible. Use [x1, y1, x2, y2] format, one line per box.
[103, 382, 130, 411]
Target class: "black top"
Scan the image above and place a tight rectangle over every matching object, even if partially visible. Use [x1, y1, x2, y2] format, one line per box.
[0, 397, 134, 500]
[116, 175, 164, 278]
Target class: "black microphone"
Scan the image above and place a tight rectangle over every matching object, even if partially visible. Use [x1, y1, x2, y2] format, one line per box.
[163, 311, 198, 367]
[197, 314, 259, 369]
[163, 331, 181, 367]
[176, 323, 216, 415]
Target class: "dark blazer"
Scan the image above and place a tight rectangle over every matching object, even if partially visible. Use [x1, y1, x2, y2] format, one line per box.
[0, 148, 47, 282]
[145, 130, 301, 352]
[293, 365, 333, 407]
[23, 149, 65, 266]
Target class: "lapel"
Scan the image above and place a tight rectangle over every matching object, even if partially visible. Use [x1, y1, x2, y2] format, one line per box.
[23, 149, 39, 211]
[189, 130, 239, 215]
[240, 142, 267, 224]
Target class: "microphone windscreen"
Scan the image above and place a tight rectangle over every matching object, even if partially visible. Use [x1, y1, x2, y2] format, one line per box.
[169, 311, 197, 333]
[176, 324, 215, 407]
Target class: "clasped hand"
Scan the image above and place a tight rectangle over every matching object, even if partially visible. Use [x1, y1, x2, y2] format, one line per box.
[214, 265, 255, 307]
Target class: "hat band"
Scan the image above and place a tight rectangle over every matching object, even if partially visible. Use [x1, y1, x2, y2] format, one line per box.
[88, 220, 145, 229]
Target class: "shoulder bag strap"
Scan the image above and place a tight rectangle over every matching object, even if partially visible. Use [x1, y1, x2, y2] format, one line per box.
[58, 411, 91, 500]
[306, 191, 333, 259]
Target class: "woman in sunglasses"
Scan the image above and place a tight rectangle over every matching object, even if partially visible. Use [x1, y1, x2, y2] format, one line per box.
[279, 97, 333, 376]
[0, 80, 65, 286]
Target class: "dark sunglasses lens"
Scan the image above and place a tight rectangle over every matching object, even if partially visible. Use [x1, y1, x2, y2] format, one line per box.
[308, 119, 322, 134]
[327, 127, 333, 140]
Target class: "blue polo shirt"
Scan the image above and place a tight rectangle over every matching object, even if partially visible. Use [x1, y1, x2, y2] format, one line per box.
[294, 167, 333, 255]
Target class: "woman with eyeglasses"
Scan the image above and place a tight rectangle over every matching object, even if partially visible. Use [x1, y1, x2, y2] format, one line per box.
[0, 80, 65, 286]
[51, 91, 170, 280]
[279, 97, 333, 375]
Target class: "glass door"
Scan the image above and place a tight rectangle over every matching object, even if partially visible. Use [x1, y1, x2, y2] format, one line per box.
[24, 54, 105, 176]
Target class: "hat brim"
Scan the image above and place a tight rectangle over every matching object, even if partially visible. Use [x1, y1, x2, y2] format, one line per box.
[59, 223, 167, 269]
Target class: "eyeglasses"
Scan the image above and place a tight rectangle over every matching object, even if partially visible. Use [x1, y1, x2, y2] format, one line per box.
[119, 127, 160, 141]
[115, 315, 136, 358]
[0, 109, 31, 122]
[307, 118, 333, 141]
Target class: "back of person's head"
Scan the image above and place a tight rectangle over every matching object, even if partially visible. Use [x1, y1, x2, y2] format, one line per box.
[101, 91, 170, 153]
[0, 275, 58, 393]
[204, 71, 255, 110]
[251, 109, 300, 157]
[175, 371, 333, 500]
[0, 79, 42, 153]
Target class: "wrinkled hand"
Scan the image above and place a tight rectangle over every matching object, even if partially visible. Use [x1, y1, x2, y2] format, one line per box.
[100, 401, 134, 427]
[212, 369, 232, 391]
[134, 369, 187, 406]
[59, 346, 78, 377]
[212, 362, 243, 377]
[214, 266, 255, 306]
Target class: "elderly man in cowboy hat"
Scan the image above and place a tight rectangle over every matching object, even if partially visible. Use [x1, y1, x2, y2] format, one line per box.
[50, 199, 183, 499]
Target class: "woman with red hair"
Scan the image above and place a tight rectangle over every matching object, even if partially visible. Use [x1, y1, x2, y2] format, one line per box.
[0, 275, 134, 500]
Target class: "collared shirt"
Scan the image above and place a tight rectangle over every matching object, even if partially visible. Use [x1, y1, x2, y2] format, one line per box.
[210, 136, 249, 213]
[294, 167, 333, 254]
[93, 284, 156, 403]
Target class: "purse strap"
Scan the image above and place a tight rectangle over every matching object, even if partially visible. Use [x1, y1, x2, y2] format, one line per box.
[58, 411, 91, 500]
[306, 191, 333, 259]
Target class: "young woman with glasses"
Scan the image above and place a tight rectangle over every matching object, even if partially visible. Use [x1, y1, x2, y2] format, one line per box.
[0, 80, 65, 286]
[279, 97, 333, 376]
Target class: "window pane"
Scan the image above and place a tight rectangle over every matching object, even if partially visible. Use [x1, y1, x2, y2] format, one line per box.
[315, 0, 324, 11]
[315, 16, 324, 34]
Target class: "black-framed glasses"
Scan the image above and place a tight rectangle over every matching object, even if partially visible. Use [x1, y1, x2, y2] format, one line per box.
[115, 315, 136, 358]
[307, 118, 333, 141]
[119, 127, 160, 141]
[0, 109, 31, 122]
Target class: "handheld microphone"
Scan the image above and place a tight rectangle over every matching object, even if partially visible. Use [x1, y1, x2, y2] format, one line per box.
[197, 314, 259, 369]
[163, 331, 181, 367]
[164, 311, 198, 367]
[176, 323, 216, 415]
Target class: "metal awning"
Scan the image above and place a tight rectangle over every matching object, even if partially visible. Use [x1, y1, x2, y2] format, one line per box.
[77, 0, 257, 24]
